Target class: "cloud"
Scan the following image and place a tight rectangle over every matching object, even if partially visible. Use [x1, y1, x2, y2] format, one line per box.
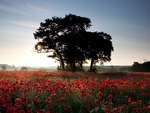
[0, 3, 20, 14]
[0, 1, 49, 16]
[26, 3, 49, 13]
[0, 0, 64, 20]
[25, 2, 63, 16]
[7, 20, 39, 29]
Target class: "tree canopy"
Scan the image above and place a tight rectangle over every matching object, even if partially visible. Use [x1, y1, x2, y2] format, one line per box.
[34, 14, 113, 71]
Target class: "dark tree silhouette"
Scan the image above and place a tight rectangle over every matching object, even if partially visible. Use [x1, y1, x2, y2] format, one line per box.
[34, 14, 113, 71]
[131, 61, 150, 72]
[82, 31, 113, 71]
[34, 16, 66, 70]
[34, 14, 91, 70]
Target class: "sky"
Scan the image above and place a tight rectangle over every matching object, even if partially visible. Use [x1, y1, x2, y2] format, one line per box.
[0, 0, 150, 67]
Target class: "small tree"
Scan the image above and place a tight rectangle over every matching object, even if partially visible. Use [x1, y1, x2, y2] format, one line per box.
[84, 32, 113, 71]
[21, 67, 28, 70]
[131, 61, 150, 72]
[2, 65, 6, 70]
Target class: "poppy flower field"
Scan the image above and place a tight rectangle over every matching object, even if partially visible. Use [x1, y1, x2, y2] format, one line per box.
[0, 71, 149, 113]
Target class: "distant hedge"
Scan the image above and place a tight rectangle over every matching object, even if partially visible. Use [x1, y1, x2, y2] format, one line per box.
[21, 67, 28, 70]
[2, 65, 6, 70]
[131, 61, 150, 72]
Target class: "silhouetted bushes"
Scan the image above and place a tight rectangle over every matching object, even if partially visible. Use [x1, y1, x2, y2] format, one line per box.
[2, 65, 6, 70]
[131, 61, 150, 72]
[21, 67, 28, 70]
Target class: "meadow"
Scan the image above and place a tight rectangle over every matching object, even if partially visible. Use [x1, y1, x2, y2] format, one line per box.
[0, 71, 149, 113]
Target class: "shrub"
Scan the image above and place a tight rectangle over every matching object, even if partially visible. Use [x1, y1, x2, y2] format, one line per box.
[2, 65, 6, 70]
[21, 67, 28, 70]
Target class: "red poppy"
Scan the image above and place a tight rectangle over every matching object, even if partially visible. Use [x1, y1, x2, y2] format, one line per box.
[97, 92, 103, 98]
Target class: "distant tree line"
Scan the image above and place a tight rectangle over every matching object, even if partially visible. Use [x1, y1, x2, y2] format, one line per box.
[131, 61, 150, 72]
[2, 65, 6, 70]
[0, 65, 28, 71]
[34, 14, 113, 71]
[21, 67, 28, 70]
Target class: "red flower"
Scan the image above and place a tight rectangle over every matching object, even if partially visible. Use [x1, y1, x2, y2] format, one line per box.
[89, 90, 93, 95]
[105, 108, 110, 113]
[37, 109, 44, 113]
[46, 111, 50, 113]
[63, 105, 70, 111]
[128, 97, 132, 103]
[27, 106, 31, 112]
[54, 102, 59, 107]
[46, 104, 51, 109]
[46, 97, 51, 103]
[120, 91, 122, 95]
[97, 92, 103, 98]
[15, 98, 22, 103]
[131, 101, 137, 105]
[33, 99, 38, 104]
[105, 101, 109, 105]
[133, 108, 142, 113]
[51, 93, 56, 98]
[6, 107, 16, 113]
[107, 94, 112, 99]
[80, 90, 86, 97]
[138, 100, 143, 105]
[60, 97, 66, 102]
[113, 108, 121, 113]
[123, 104, 128, 109]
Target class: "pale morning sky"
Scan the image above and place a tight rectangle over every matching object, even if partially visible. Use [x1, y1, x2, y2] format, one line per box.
[0, 0, 150, 67]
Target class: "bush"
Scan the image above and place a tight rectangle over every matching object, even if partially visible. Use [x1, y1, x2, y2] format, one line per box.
[131, 61, 150, 72]
[21, 67, 28, 70]
[88, 67, 98, 72]
[2, 65, 6, 70]
[64, 66, 85, 72]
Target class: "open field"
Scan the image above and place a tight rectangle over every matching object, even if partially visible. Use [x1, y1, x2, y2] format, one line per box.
[0, 71, 149, 113]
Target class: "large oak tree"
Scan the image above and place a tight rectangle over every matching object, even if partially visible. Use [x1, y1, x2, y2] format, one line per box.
[34, 14, 113, 71]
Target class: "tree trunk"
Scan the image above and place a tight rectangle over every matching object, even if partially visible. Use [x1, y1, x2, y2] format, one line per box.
[90, 58, 94, 71]
[55, 49, 65, 70]
[79, 60, 83, 68]
[70, 59, 76, 72]
[72, 62, 75, 72]
[60, 57, 65, 70]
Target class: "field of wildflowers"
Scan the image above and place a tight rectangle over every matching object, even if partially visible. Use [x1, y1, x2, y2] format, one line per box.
[0, 71, 149, 113]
